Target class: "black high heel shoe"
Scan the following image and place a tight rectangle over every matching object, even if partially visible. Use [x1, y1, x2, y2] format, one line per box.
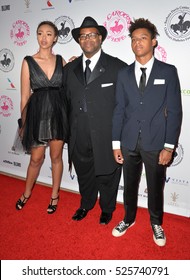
[16, 193, 30, 210]
[47, 196, 59, 214]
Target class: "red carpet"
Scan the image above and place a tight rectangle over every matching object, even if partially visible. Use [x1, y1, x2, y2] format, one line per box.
[0, 173, 189, 260]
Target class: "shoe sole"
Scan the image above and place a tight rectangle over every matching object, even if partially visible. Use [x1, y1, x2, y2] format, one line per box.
[112, 222, 135, 237]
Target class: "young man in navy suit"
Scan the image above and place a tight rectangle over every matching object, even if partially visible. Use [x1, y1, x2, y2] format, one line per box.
[112, 18, 182, 246]
[63, 17, 127, 224]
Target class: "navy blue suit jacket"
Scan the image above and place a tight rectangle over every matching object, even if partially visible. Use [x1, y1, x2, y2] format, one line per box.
[112, 58, 182, 151]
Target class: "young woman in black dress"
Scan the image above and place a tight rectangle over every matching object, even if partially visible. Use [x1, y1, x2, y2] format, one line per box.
[15, 21, 68, 214]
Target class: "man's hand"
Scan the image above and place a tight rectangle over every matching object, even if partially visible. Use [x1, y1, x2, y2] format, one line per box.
[68, 56, 78, 62]
[158, 148, 173, 165]
[113, 149, 124, 164]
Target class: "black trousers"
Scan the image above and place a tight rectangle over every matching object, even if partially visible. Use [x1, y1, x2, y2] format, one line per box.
[71, 113, 121, 213]
[122, 138, 166, 225]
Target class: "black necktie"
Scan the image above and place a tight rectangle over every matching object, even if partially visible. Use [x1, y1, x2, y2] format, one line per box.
[139, 67, 147, 92]
[85, 59, 91, 84]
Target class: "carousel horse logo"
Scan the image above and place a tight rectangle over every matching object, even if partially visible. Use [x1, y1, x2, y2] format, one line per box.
[0, 49, 14, 72]
[10, 19, 30, 46]
[104, 10, 131, 42]
[164, 6, 190, 42]
[0, 95, 13, 117]
[54, 16, 74, 44]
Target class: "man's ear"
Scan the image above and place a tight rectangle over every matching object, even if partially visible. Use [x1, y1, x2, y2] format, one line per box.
[99, 34, 103, 44]
[152, 38, 158, 48]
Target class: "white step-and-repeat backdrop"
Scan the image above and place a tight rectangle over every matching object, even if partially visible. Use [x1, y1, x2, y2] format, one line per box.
[0, 0, 189, 217]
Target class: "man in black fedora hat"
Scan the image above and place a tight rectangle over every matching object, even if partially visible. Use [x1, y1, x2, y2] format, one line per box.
[63, 16, 127, 224]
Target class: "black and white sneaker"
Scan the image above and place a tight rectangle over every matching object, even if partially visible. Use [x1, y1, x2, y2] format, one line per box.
[112, 220, 135, 237]
[152, 224, 166, 246]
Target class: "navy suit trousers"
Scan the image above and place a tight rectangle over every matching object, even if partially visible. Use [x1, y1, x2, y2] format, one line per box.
[122, 136, 166, 225]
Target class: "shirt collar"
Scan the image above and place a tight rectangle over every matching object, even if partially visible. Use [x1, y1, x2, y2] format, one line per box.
[135, 56, 154, 71]
[83, 49, 101, 71]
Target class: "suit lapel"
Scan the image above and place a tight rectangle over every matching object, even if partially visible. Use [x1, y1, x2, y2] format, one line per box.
[129, 63, 139, 93]
[129, 59, 161, 95]
[88, 54, 106, 84]
[73, 52, 108, 85]
[145, 59, 160, 91]
[73, 56, 85, 85]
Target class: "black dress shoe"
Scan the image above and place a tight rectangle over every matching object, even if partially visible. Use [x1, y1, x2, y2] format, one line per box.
[72, 208, 89, 221]
[100, 212, 112, 225]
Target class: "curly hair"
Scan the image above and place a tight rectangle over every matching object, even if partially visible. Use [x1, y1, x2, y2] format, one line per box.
[129, 18, 159, 39]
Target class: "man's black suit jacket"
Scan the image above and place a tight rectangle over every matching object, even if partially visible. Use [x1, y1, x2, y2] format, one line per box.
[63, 51, 127, 175]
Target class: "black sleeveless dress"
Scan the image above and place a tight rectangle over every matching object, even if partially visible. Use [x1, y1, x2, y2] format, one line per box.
[19, 55, 68, 153]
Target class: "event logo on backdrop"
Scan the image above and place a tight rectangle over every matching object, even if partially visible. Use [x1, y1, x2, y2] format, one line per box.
[155, 45, 167, 62]
[181, 88, 190, 96]
[6, 78, 16, 90]
[166, 176, 189, 186]
[10, 20, 30, 46]
[1, 5, 10, 11]
[24, 0, 30, 9]
[168, 191, 180, 208]
[104, 10, 131, 42]
[2, 158, 21, 168]
[171, 143, 184, 166]
[0, 49, 14, 72]
[47, 1, 53, 7]
[164, 6, 190, 41]
[54, 16, 74, 44]
[41, 1, 55, 10]
[24, 0, 32, 13]
[0, 95, 13, 117]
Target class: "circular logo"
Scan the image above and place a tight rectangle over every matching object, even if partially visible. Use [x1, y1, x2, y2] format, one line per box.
[164, 6, 190, 42]
[104, 11, 131, 42]
[155, 45, 167, 62]
[0, 95, 13, 117]
[171, 143, 184, 166]
[10, 20, 30, 46]
[54, 16, 74, 44]
[0, 49, 14, 72]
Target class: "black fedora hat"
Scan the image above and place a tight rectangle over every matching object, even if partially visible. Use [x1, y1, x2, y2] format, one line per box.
[72, 16, 107, 43]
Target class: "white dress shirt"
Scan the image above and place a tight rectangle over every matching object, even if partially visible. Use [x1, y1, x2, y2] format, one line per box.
[83, 49, 101, 72]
